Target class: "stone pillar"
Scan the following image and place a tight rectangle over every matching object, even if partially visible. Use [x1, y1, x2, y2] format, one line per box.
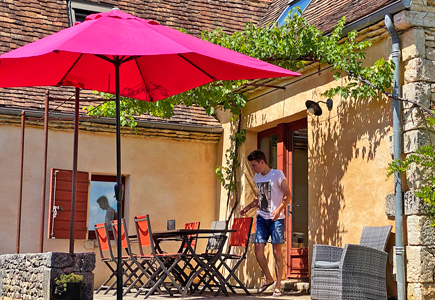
[391, 5, 435, 299]
[0, 252, 95, 300]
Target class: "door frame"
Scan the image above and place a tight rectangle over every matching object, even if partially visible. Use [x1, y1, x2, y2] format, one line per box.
[257, 118, 307, 278]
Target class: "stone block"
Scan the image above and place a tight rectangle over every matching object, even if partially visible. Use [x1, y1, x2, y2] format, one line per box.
[405, 58, 435, 84]
[407, 245, 435, 282]
[408, 282, 435, 300]
[47, 252, 72, 268]
[408, 215, 435, 245]
[405, 190, 429, 215]
[403, 129, 435, 154]
[394, 10, 435, 31]
[72, 253, 95, 272]
[80, 272, 94, 300]
[428, 47, 435, 60]
[402, 28, 426, 62]
[403, 107, 429, 131]
[386, 193, 395, 217]
[387, 191, 430, 216]
[402, 82, 432, 110]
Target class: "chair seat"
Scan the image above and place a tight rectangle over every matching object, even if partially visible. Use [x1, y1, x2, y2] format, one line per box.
[156, 253, 183, 258]
[221, 253, 242, 260]
[314, 260, 340, 269]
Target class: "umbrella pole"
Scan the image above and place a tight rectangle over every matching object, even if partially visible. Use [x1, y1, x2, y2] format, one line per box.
[69, 88, 80, 253]
[114, 60, 123, 300]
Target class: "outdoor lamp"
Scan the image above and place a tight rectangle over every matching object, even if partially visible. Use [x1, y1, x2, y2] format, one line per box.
[305, 98, 333, 116]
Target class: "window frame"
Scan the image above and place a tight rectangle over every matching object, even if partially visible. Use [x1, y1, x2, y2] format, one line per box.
[67, 0, 113, 26]
[87, 174, 126, 240]
[276, 0, 313, 27]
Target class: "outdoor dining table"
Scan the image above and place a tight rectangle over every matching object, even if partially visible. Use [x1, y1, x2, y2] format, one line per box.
[151, 228, 236, 298]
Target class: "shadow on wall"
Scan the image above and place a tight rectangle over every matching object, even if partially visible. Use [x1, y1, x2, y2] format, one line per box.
[308, 94, 392, 246]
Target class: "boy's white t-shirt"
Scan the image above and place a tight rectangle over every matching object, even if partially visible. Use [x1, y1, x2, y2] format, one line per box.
[253, 169, 286, 220]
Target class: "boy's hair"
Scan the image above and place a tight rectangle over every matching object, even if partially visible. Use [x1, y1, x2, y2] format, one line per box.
[97, 195, 109, 205]
[247, 150, 268, 164]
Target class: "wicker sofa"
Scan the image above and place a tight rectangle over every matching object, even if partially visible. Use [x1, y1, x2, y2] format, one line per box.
[311, 226, 392, 300]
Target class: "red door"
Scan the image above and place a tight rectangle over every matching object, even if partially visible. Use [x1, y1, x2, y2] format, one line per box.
[258, 119, 309, 279]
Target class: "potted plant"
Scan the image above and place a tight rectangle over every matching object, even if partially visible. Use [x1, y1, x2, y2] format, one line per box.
[53, 273, 83, 300]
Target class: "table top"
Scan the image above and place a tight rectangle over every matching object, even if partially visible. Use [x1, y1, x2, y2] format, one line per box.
[152, 228, 235, 238]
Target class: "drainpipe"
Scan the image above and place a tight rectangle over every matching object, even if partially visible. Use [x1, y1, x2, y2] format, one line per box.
[385, 14, 406, 300]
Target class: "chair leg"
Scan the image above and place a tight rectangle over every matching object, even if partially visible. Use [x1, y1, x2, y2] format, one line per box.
[96, 261, 117, 294]
[217, 258, 250, 295]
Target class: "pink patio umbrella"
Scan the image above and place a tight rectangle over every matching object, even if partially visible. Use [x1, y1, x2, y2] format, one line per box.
[0, 9, 300, 299]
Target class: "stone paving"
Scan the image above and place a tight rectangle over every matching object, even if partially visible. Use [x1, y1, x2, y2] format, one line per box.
[93, 289, 311, 300]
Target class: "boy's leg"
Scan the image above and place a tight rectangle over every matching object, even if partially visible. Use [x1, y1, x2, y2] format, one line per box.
[272, 243, 283, 290]
[271, 219, 285, 292]
[254, 243, 274, 285]
[254, 216, 274, 289]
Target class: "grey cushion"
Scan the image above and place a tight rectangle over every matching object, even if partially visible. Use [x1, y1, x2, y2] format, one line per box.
[314, 260, 340, 269]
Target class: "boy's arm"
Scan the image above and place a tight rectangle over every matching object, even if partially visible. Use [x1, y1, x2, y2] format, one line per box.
[240, 197, 259, 216]
[271, 179, 291, 220]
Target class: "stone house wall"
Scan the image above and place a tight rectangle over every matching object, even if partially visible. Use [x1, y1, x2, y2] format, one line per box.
[390, 2, 435, 299]
[0, 252, 95, 300]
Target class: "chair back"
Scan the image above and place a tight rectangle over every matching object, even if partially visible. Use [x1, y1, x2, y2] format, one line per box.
[94, 223, 114, 260]
[228, 217, 253, 255]
[184, 221, 200, 249]
[134, 214, 157, 256]
[206, 220, 228, 251]
[359, 225, 392, 251]
[111, 218, 133, 255]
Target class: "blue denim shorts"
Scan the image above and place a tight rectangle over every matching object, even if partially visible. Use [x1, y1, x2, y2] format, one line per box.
[254, 216, 285, 244]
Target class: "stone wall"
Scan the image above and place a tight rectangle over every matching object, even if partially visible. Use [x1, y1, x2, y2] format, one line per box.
[0, 252, 95, 300]
[389, 2, 435, 299]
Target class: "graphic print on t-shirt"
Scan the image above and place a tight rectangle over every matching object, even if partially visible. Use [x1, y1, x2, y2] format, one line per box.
[257, 182, 271, 212]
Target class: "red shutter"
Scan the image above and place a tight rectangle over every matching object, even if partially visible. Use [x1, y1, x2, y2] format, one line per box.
[47, 168, 89, 239]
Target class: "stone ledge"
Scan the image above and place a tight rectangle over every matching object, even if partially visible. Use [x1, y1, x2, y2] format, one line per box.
[385, 191, 429, 217]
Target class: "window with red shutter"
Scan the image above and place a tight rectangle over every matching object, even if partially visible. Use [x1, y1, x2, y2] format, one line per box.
[88, 174, 125, 240]
[47, 168, 89, 239]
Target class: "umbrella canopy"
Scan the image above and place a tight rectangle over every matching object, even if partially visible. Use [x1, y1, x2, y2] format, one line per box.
[0, 9, 299, 101]
[0, 9, 300, 300]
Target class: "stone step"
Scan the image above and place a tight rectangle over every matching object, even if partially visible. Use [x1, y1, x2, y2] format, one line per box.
[281, 280, 310, 294]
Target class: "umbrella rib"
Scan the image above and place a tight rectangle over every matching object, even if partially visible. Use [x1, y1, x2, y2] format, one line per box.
[57, 53, 84, 86]
[134, 58, 154, 102]
[177, 54, 216, 81]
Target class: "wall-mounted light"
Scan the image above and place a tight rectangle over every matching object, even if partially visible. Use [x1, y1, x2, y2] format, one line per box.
[305, 98, 333, 116]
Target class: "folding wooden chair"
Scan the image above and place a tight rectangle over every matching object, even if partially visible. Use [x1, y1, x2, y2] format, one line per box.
[134, 214, 186, 298]
[111, 219, 150, 296]
[94, 223, 117, 294]
[177, 221, 200, 274]
[194, 220, 228, 294]
[215, 217, 253, 295]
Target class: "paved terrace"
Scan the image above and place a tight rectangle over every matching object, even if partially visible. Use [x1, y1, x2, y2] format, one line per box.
[94, 289, 311, 300]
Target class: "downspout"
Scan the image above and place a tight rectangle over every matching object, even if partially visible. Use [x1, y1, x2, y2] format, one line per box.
[385, 14, 406, 300]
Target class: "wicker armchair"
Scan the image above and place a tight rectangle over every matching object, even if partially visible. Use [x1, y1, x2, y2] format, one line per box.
[311, 226, 392, 300]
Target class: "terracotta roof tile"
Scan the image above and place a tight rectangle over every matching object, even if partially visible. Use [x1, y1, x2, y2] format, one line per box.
[0, 0, 271, 128]
[259, 0, 399, 33]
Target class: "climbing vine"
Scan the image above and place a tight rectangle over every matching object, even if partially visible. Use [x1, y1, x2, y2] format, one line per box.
[86, 8, 435, 217]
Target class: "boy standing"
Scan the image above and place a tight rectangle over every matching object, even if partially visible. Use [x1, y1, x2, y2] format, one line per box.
[241, 150, 291, 296]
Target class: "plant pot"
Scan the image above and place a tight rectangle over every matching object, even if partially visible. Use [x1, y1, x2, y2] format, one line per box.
[54, 282, 82, 300]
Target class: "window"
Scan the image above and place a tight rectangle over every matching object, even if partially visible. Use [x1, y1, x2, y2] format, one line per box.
[48, 168, 90, 239]
[88, 175, 125, 239]
[276, 0, 312, 27]
[67, 0, 113, 26]
[47, 169, 125, 240]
